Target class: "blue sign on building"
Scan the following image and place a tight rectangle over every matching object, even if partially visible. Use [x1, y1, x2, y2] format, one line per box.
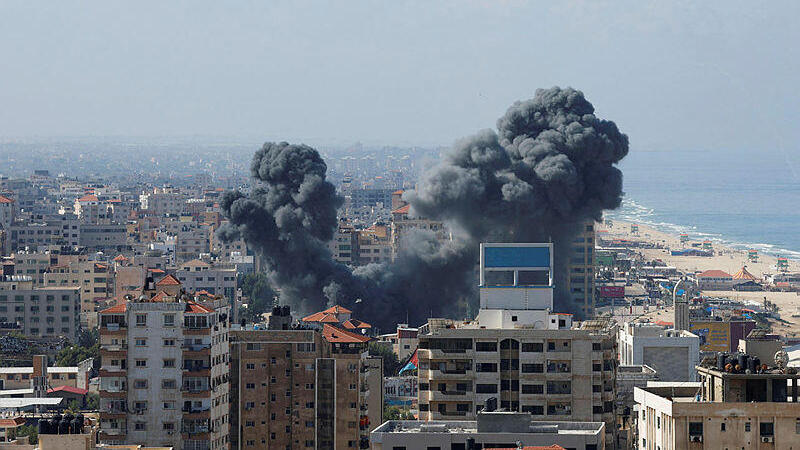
[483, 245, 551, 269]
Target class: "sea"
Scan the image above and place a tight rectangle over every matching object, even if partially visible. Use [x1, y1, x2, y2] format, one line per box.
[605, 148, 800, 261]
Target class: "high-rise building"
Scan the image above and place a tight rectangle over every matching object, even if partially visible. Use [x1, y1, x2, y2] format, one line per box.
[416, 243, 619, 447]
[97, 275, 231, 450]
[567, 222, 596, 317]
[229, 309, 383, 450]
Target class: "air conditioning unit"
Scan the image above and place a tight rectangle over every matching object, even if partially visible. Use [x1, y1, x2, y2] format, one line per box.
[762, 436, 774, 443]
[689, 435, 703, 443]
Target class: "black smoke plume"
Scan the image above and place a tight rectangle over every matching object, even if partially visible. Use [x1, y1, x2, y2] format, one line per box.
[220, 87, 628, 328]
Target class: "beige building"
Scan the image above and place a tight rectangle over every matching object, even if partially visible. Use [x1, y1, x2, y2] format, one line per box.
[416, 243, 619, 447]
[45, 260, 114, 328]
[174, 259, 237, 302]
[98, 275, 230, 450]
[175, 225, 211, 264]
[0, 281, 80, 341]
[229, 311, 383, 450]
[635, 360, 800, 449]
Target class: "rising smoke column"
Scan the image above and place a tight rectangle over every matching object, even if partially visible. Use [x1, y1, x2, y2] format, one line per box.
[220, 87, 629, 326]
[217, 142, 355, 313]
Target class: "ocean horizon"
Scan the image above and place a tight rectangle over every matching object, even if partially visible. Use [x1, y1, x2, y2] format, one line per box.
[606, 148, 800, 261]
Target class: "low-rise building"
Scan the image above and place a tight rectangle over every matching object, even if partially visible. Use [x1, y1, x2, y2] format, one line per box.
[635, 355, 800, 449]
[617, 322, 700, 381]
[371, 411, 605, 450]
[695, 270, 734, 291]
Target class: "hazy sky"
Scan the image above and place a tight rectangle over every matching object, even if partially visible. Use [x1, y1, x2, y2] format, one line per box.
[1, 1, 798, 153]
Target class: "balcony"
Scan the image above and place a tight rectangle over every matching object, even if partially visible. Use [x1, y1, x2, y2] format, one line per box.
[182, 386, 211, 394]
[182, 405, 210, 413]
[100, 426, 127, 436]
[437, 410, 468, 417]
[101, 343, 127, 351]
[182, 343, 211, 351]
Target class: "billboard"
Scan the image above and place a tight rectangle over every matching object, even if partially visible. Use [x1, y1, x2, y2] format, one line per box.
[689, 321, 730, 352]
[599, 286, 625, 298]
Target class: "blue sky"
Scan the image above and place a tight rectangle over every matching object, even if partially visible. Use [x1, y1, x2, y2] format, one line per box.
[1, 1, 798, 153]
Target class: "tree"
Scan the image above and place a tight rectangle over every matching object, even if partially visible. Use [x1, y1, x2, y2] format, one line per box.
[369, 342, 402, 376]
[238, 273, 277, 322]
[16, 424, 37, 444]
[383, 405, 414, 421]
[86, 393, 99, 411]
[55, 342, 98, 367]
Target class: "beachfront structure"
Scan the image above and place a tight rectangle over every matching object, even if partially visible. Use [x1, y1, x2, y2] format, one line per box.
[371, 411, 605, 450]
[617, 322, 700, 381]
[777, 257, 789, 272]
[748, 249, 758, 263]
[635, 360, 800, 450]
[416, 243, 619, 447]
[695, 269, 734, 290]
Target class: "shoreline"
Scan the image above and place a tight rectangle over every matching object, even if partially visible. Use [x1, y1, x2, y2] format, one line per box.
[606, 199, 800, 262]
[601, 219, 800, 337]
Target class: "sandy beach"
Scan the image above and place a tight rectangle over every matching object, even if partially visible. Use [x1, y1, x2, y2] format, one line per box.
[602, 220, 800, 336]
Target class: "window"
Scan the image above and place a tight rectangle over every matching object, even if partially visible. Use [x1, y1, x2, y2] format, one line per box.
[163, 422, 175, 431]
[134, 422, 146, 431]
[246, 363, 255, 370]
[163, 401, 175, 409]
[134, 379, 148, 389]
[522, 384, 543, 394]
[760, 422, 774, 436]
[135, 338, 147, 347]
[721, 422, 726, 431]
[162, 379, 177, 389]
[163, 314, 175, 326]
[745, 422, 751, 432]
[475, 341, 497, 352]
[521, 363, 543, 373]
[522, 342, 543, 352]
[135, 359, 147, 367]
[689, 422, 703, 437]
[135, 314, 146, 326]
[163, 359, 175, 368]
[163, 339, 175, 346]
[476, 384, 498, 394]
[521, 405, 543, 415]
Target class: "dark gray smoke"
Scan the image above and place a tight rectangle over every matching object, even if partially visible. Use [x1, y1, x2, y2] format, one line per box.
[220, 87, 628, 327]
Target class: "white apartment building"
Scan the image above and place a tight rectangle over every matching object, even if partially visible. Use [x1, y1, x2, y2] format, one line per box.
[175, 259, 237, 302]
[618, 322, 700, 381]
[98, 275, 230, 450]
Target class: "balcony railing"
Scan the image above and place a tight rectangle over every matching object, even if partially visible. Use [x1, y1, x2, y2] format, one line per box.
[182, 406, 211, 413]
[182, 386, 210, 393]
[182, 343, 211, 351]
[183, 365, 211, 371]
[439, 410, 468, 416]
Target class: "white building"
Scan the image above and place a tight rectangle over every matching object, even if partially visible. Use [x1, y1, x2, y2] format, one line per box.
[618, 322, 700, 381]
[371, 411, 605, 450]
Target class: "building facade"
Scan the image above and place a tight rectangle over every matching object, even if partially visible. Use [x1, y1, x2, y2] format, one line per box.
[617, 322, 700, 382]
[97, 277, 231, 449]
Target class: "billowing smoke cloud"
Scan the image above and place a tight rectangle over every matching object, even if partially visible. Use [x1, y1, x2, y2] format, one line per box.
[220, 87, 628, 328]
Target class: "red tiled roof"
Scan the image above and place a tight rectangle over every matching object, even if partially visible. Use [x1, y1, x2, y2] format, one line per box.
[322, 324, 371, 344]
[47, 386, 88, 395]
[0, 195, 14, 204]
[100, 303, 126, 314]
[323, 305, 352, 314]
[156, 274, 181, 286]
[113, 254, 128, 261]
[0, 417, 26, 427]
[185, 301, 213, 314]
[77, 194, 99, 202]
[697, 270, 732, 278]
[392, 189, 404, 195]
[342, 319, 372, 329]
[150, 291, 168, 302]
[392, 204, 410, 214]
[148, 268, 166, 274]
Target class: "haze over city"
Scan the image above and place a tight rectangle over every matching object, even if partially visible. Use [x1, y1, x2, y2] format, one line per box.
[0, 2, 799, 450]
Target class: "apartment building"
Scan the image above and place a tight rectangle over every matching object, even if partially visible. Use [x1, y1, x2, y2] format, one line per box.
[175, 259, 237, 302]
[0, 280, 80, 341]
[10, 251, 57, 285]
[617, 322, 700, 381]
[7, 215, 80, 252]
[79, 223, 127, 250]
[416, 243, 618, 447]
[229, 314, 383, 450]
[45, 260, 114, 327]
[567, 222, 596, 317]
[635, 356, 800, 449]
[97, 275, 231, 450]
[139, 188, 189, 217]
[356, 225, 391, 265]
[175, 225, 211, 263]
[0, 195, 15, 230]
